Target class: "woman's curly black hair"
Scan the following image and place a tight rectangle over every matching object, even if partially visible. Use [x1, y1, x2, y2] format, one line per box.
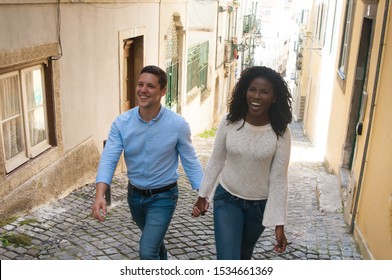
[227, 66, 293, 137]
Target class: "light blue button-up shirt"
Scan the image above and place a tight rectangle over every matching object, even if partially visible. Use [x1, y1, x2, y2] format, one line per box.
[96, 106, 203, 190]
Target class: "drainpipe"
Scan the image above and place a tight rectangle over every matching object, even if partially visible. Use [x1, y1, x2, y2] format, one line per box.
[51, 0, 63, 60]
[350, 0, 390, 233]
[158, 1, 161, 64]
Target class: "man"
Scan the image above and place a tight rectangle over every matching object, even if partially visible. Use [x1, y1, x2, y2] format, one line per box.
[92, 65, 203, 259]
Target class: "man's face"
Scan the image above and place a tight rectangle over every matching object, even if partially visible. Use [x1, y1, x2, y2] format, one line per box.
[136, 73, 166, 110]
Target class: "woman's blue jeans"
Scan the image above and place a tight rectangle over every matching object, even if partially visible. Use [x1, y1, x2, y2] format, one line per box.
[213, 184, 267, 260]
[127, 184, 178, 260]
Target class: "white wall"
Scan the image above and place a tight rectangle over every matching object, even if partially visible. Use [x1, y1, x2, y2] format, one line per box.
[58, 3, 161, 152]
[183, 0, 217, 134]
[0, 4, 58, 50]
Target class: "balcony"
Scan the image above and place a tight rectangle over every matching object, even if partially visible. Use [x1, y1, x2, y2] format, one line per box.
[243, 14, 256, 34]
[224, 39, 237, 64]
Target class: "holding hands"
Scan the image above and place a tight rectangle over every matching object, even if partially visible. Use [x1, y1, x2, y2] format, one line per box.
[192, 196, 209, 217]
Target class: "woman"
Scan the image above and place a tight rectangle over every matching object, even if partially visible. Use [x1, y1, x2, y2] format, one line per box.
[192, 66, 292, 260]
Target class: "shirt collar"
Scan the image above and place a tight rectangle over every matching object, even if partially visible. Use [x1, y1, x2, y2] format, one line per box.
[136, 105, 165, 123]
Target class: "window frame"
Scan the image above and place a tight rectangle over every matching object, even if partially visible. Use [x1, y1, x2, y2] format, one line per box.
[165, 59, 179, 108]
[0, 63, 52, 173]
[338, 0, 355, 80]
[314, 1, 329, 49]
[186, 41, 209, 94]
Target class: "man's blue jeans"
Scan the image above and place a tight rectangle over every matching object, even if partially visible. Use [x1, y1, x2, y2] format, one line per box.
[127, 184, 178, 260]
[213, 184, 267, 260]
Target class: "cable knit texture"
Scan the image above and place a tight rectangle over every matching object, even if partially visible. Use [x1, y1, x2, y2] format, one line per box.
[198, 117, 291, 227]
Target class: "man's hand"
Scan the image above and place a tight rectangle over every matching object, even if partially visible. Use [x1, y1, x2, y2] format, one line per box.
[274, 225, 287, 253]
[91, 183, 109, 222]
[92, 196, 107, 221]
[192, 196, 209, 217]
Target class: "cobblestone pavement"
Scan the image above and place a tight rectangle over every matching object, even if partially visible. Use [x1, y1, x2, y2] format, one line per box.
[0, 122, 362, 260]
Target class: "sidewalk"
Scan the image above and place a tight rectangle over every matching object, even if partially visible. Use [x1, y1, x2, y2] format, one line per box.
[0, 122, 362, 260]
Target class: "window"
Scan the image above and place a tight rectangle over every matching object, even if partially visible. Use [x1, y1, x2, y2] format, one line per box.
[297, 9, 309, 25]
[338, 0, 354, 80]
[243, 14, 256, 34]
[0, 64, 51, 172]
[187, 41, 209, 93]
[165, 16, 179, 108]
[166, 60, 179, 107]
[314, 1, 329, 48]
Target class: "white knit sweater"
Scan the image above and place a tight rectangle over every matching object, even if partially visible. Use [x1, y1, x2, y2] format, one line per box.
[198, 117, 291, 227]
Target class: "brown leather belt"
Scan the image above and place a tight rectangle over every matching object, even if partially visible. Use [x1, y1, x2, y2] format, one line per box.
[128, 181, 177, 196]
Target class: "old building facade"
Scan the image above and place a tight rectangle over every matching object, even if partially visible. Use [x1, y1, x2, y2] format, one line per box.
[297, 0, 392, 259]
[0, 0, 247, 220]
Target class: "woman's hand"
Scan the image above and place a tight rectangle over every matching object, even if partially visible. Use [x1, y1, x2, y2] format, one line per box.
[274, 225, 287, 253]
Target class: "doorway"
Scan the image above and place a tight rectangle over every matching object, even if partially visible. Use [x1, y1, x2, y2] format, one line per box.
[122, 36, 143, 113]
[343, 16, 374, 222]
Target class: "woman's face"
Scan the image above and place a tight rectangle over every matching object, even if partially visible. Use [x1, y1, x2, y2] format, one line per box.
[245, 77, 276, 126]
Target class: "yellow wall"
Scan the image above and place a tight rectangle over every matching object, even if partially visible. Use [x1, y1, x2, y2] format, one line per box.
[354, 1, 392, 259]
[303, 50, 321, 143]
[324, 0, 392, 259]
[324, 84, 348, 174]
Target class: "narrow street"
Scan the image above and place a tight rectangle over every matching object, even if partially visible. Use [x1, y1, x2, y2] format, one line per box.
[0, 121, 362, 260]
